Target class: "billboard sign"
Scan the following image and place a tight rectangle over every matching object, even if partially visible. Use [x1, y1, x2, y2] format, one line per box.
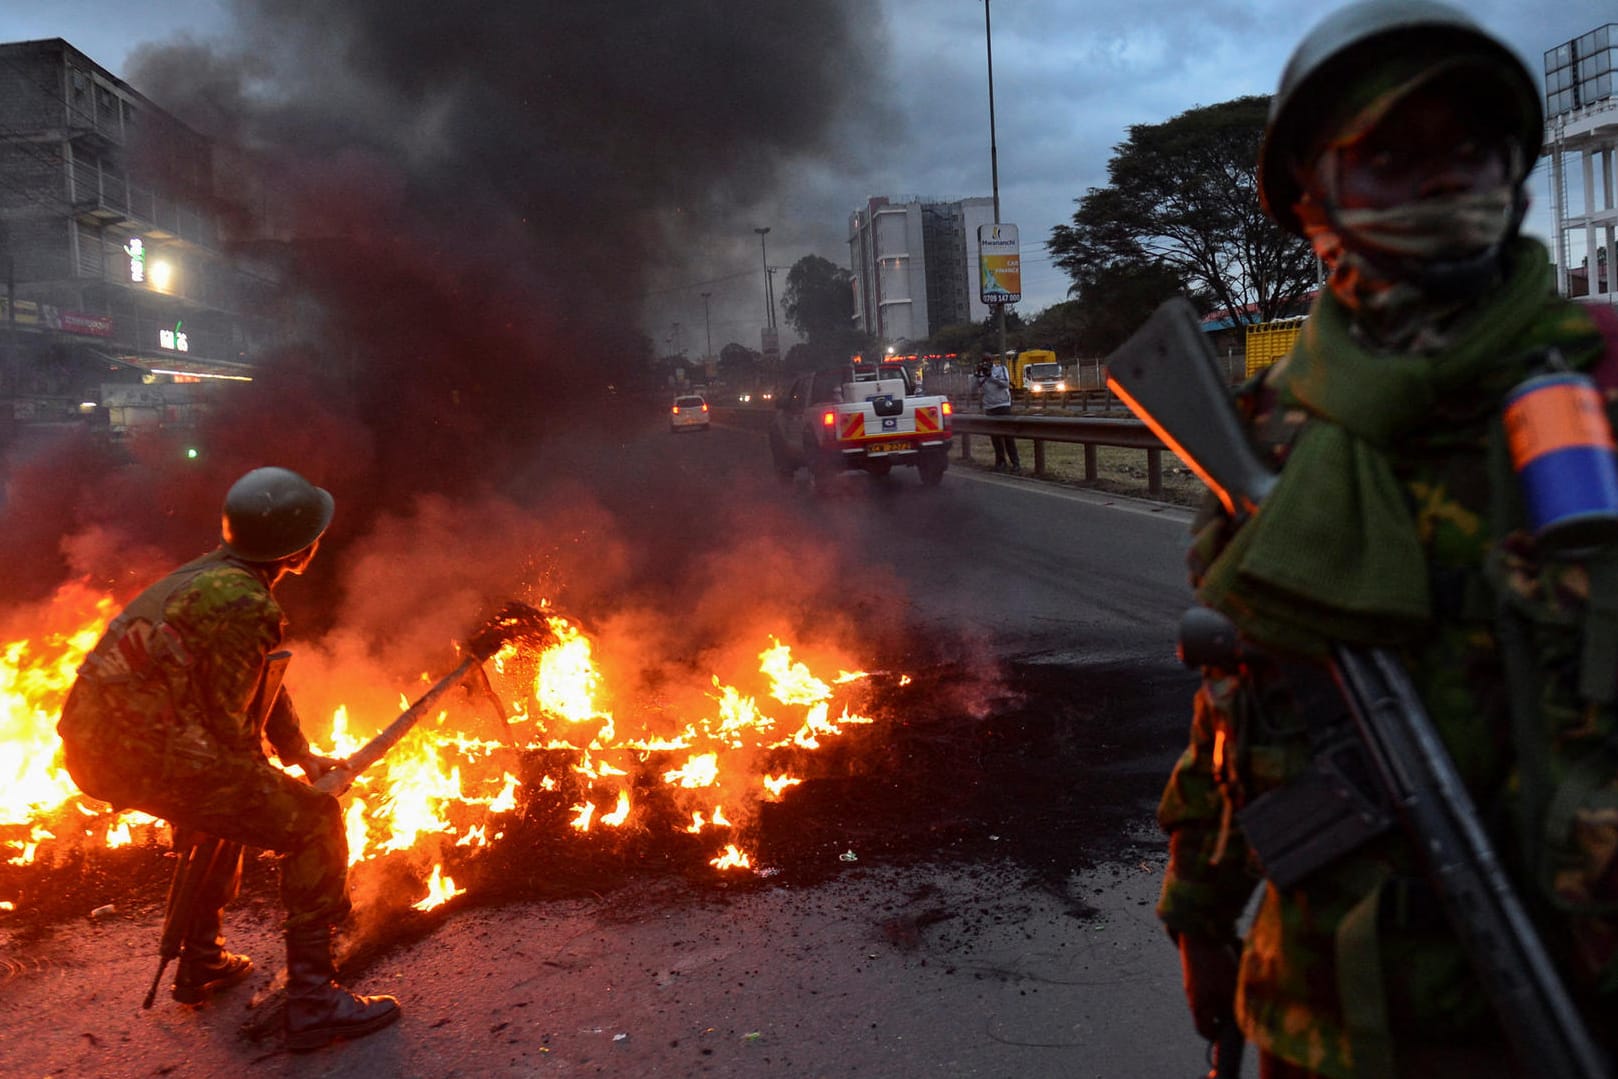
[977, 223, 1021, 305]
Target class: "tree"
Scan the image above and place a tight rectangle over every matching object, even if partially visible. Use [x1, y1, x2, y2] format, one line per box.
[781, 254, 854, 346]
[718, 341, 761, 384]
[1022, 300, 1090, 359]
[1077, 261, 1195, 356]
[1048, 95, 1315, 328]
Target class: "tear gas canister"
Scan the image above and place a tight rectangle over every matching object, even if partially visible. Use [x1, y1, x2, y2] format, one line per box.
[1503, 371, 1618, 549]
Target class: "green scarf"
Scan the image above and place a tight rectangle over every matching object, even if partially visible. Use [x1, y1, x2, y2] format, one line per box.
[1197, 238, 1599, 655]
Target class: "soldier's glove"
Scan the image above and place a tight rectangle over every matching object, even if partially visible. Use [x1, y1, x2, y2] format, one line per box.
[1176, 931, 1239, 1042]
[292, 751, 342, 783]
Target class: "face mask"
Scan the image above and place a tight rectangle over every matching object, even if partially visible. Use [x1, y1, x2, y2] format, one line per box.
[1328, 187, 1518, 261]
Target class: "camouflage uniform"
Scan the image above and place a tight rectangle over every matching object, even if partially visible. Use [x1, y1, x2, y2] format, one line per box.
[1157, 256, 1618, 1077]
[58, 548, 349, 931]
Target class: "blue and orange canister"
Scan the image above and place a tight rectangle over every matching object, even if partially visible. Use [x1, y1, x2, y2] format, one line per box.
[1504, 370, 1618, 549]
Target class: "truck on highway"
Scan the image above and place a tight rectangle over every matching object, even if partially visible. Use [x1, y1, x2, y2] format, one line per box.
[1008, 349, 1062, 391]
[769, 363, 953, 490]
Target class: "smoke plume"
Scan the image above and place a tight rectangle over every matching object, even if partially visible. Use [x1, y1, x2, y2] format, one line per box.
[1, 1, 893, 650]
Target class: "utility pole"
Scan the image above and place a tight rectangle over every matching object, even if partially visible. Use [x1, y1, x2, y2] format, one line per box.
[984, 0, 1007, 366]
[701, 291, 713, 366]
[754, 227, 774, 330]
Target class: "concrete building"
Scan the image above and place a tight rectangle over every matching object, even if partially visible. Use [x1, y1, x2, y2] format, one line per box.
[848, 195, 996, 345]
[0, 38, 281, 425]
[1544, 23, 1618, 305]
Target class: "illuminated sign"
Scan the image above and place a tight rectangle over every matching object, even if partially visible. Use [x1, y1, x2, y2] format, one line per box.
[159, 320, 189, 352]
[123, 237, 146, 283]
[977, 223, 1021, 305]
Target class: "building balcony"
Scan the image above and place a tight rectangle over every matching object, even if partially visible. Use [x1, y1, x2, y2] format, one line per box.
[70, 168, 217, 249]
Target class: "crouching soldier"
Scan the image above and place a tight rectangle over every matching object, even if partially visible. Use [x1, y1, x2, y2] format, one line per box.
[57, 466, 400, 1050]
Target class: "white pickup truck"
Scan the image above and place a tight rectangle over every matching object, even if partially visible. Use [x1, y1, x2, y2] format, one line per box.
[769, 363, 953, 489]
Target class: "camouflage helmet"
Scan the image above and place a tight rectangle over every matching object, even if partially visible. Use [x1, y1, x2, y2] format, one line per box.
[1258, 0, 1543, 237]
[220, 467, 334, 562]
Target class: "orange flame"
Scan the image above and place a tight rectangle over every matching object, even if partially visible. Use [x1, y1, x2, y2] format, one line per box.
[709, 844, 751, 871]
[4, 589, 897, 906]
[411, 863, 465, 911]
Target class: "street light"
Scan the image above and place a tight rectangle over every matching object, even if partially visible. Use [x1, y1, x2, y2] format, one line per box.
[754, 227, 774, 331]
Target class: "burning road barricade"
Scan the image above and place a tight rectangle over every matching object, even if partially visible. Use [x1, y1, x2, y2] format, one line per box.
[0, 579, 906, 926]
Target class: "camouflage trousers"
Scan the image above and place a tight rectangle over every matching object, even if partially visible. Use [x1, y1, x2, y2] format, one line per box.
[58, 683, 350, 932]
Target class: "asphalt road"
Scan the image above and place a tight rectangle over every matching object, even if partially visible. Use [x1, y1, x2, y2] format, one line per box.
[1, 407, 1221, 1078]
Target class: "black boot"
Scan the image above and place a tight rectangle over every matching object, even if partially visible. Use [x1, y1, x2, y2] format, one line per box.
[284, 924, 401, 1051]
[172, 933, 254, 1005]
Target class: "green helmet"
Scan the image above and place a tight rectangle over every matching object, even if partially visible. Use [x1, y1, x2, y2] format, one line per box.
[1258, 0, 1543, 238]
[220, 467, 334, 562]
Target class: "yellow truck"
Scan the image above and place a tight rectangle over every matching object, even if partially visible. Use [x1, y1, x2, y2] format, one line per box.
[1243, 317, 1307, 378]
[1008, 349, 1065, 392]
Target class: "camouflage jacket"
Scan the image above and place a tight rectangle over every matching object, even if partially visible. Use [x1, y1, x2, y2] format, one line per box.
[1156, 299, 1618, 1076]
[65, 548, 311, 772]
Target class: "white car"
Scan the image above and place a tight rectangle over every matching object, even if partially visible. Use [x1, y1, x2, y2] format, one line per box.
[670, 394, 710, 432]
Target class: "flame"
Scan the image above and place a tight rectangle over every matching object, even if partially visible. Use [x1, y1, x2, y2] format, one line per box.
[411, 863, 465, 911]
[762, 774, 802, 800]
[0, 582, 114, 826]
[599, 789, 631, 828]
[662, 752, 719, 789]
[4, 586, 898, 906]
[709, 844, 751, 871]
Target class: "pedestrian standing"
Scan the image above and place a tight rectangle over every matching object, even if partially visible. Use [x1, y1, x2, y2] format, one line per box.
[975, 354, 1021, 473]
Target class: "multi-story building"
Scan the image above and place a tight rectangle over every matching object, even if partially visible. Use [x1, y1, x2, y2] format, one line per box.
[1544, 24, 1618, 305]
[0, 38, 281, 425]
[848, 195, 996, 344]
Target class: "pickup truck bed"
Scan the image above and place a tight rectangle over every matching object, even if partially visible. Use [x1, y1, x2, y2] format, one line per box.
[769, 365, 953, 490]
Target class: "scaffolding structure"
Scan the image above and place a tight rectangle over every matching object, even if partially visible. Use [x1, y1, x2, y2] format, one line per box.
[1545, 25, 1618, 305]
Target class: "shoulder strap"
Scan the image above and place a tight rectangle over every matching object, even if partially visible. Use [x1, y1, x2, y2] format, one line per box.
[87, 552, 229, 676]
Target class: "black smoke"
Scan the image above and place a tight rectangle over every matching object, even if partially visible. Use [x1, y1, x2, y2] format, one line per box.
[1, 2, 892, 631]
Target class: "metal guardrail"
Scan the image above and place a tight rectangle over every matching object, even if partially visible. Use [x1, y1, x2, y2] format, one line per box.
[949, 414, 1168, 495]
[715, 405, 1169, 497]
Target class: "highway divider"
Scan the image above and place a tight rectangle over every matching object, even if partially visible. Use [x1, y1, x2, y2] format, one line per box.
[714, 406, 1169, 497]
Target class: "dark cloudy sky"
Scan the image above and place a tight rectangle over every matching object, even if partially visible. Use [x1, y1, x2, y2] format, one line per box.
[12, 0, 1617, 350]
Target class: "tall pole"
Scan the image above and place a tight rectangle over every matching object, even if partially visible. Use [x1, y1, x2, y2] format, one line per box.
[984, 0, 1007, 366]
[754, 227, 773, 331]
[701, 291, 713, 364]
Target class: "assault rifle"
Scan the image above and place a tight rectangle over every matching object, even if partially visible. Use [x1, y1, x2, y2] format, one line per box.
[1107, 298, 1612, 1079]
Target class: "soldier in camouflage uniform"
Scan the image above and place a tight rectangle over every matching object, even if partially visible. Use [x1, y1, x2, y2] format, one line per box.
[58, 467, 401, 1051]
[1157, 3, 1618, 1076]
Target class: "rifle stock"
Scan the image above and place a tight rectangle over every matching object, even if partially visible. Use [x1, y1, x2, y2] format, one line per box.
[143, 834, 238, 1008]
[1110, 298, 1612, 1078]
[1104, 298, 1275, 518]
